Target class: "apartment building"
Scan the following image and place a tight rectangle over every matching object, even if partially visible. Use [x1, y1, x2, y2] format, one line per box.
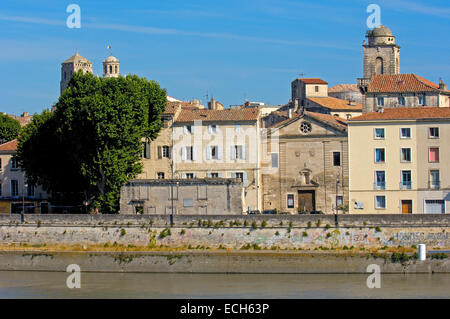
[0, 140, 49, 214]
[348, 107, 450, 214]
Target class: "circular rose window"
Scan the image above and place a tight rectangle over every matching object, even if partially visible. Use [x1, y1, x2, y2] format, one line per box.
[299, 121, 312, 134]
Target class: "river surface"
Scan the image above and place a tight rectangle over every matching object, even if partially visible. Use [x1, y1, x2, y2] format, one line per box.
[0, 271, 449, 298]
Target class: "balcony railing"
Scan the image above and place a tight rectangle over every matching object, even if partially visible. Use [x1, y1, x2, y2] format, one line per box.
[374, 182, 386, 190]
[400, 181, 412, 190]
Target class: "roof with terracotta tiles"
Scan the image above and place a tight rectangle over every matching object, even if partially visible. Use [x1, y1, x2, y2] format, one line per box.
[307, 96, 362, 111]
[0, 139, 18, 152]
[328, 84, 359, 93]
[269, 111, 347, 132]
[305, 111, 347, 130]
[296, 78, 328, 85]
[367, 74, 443, 93]
[175, 108, 260, 123]
[349, 107, 450, 122]
[163, 101, 201, 115]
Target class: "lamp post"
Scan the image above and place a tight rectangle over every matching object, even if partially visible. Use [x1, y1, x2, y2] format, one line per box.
[335, 178, 340, 215]
[21, 182, 28, 223]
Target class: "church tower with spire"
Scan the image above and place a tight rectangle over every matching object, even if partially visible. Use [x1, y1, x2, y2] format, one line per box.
[60, 52, 93, 95]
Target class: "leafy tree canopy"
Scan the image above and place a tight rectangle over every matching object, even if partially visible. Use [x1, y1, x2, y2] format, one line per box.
[17, 71, 166, 213]
[0, 113, 21, 144]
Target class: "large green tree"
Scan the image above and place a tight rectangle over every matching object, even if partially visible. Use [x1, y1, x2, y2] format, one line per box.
[17, 71, 166, 213]
[0, 113, 21, 144]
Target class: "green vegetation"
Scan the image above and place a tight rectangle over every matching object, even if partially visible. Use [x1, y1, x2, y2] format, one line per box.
[302, 231, 308, 237]
[159, 228, 171, 239]
[325, 224, 331, 230]
[0, 113, 21, 144]
[180, 229, 186, 235]
[261, 220, 267, 228]
[431, 253, 449, 260]
[251, 221, 258, 230]
[120, 228, 126, 236]
[17, 71, 166, 213]
[375, 226, 382, 232]
[316, 219, 321, 227]
[307, 221, 312, 228]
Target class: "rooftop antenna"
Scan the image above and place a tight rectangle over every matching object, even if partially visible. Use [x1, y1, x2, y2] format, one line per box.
[299, 72, 306, 78]
[204, 91, 209, 103]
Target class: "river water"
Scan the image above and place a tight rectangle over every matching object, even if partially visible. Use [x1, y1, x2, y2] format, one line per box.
[0, 271, 448, 298]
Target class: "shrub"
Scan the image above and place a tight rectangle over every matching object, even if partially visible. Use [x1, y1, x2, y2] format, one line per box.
[326, 232, 332, 238]
[375, 226, 382, 232]
[391, 252, 411, 263]
[316, 219, 321, 227]
[261, 220, 267, 228]
[159, 228, 171, 239]
[302, 231, 308, 237]
[251, 221, 258, 230]
[244, 220, 249, 227]
[180, 229, 186, 235]
[120, 228, 126, 236]
[307, 221, 312, 228]
[325, 224, 331, 230]
[275, 231, 280, 236]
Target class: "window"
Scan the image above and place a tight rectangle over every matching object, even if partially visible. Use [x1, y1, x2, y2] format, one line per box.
[185, 173, 195, 179]
[27, 184, 34, 197]
[210, 173, 219, 178]
[287, 194, 294, 208]
[377, 97, 384, 106]
[429, 127, 439, 138]
[336, 196, 343, 206]
[401, 148, 411, 162]
[235, 124, 242, 133]
[115, 65, 118, 74]
[182, 146, 194, 161]
[11, 180, 18, 197]
[271, 153, 279, 168]
[157, 172, 165, 180]
[401, 170, 412, 189]
[400, 128, 411, 139]
[398, 96, 405, 106]
[374, 128, 385, 139]
[346, 114, 352, 120]
[333, 152, 341, 166]
[315, 86, 319, 92]
[184, 125, 193, 134]
[235, 172, 244, 183]
[162, 146, 170, 158]
[375, 196, 386, 209]
[232, 145, 245, 160]
[375, 148, 385, 163]
[429, 170, 440, 189]
[418, 95, 426, 106]
[142, 141, 151, 159]
[209, 125, 218, 134]
[299, 121, 312, 134]
[11, 157, 19, 170]
[429, 147, 439, 163]
[183, 198, 193, 207]
[109, 65, 112, 74]
[375, 171, 385, 190]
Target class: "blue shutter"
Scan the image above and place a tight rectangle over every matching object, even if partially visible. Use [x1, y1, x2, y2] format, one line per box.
[243, 172, 247, 187]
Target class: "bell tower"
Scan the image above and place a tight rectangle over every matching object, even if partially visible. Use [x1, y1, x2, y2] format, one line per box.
[103, 55, 120, 78]
[60, 51, 93, 95]
[358, 25, 400, 95]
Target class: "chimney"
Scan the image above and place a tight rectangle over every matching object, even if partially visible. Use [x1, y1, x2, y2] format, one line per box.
[293, 99, 299, 113]
[288, 108, 292, 118]
[439, 78, 448, 91]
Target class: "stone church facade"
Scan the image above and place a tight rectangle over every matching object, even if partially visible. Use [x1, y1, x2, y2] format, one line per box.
[261, 112, 349, 214]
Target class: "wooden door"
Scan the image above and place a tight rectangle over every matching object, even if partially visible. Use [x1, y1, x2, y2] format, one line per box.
[401, 200, 412, 214]
[298, 190, 315, 212]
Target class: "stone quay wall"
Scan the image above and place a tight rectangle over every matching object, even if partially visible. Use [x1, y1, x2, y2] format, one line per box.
[0, 214, 449, 250]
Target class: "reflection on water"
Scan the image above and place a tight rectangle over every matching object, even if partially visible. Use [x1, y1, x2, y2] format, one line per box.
[0, 271, 449, 299]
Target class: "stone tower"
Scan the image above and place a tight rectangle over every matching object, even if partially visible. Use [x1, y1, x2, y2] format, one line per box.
[363, 25, 400, 80]
[60, 52, 93, 95]
[103, 55, 120, 78]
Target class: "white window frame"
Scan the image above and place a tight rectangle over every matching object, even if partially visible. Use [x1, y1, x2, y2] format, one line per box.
[400, 148, 411, 163]
[375, 195, 386, 209]
[374, 128, 385, 139]
[400, 127, 411, 139]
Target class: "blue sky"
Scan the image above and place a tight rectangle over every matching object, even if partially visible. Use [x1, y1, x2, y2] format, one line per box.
[1, 0, 449, 116]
